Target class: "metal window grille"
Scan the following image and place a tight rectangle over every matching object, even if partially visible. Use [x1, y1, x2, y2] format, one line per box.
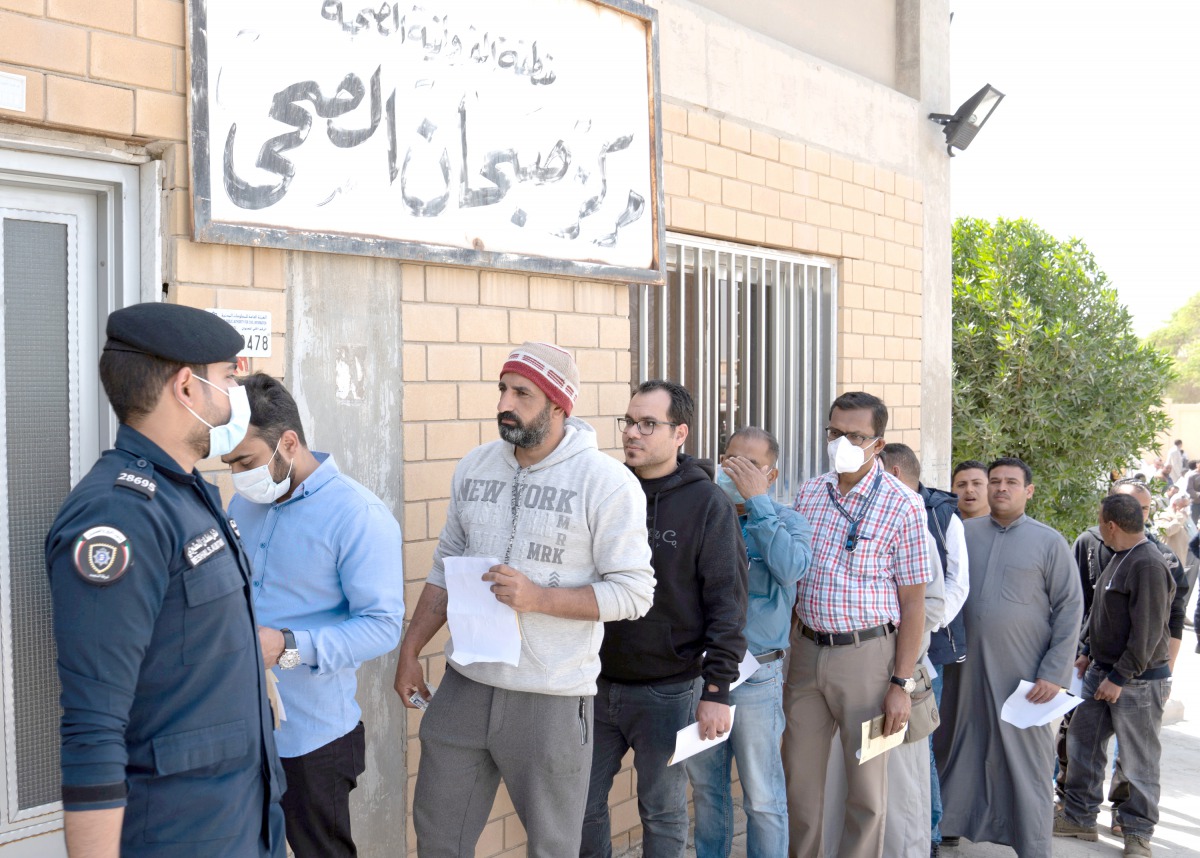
[631, 234, 837, 501]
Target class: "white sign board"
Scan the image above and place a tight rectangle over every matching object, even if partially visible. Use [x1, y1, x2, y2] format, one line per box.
[188, 0, 664, 284]
[206, 309, 272, 356]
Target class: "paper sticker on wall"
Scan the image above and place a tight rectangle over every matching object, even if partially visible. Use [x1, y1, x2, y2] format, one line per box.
[335, 345, 366, 403]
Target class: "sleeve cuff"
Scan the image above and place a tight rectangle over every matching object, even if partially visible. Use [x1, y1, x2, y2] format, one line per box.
[296, 630, 318, 667]
[743, 494, 773, 519]
[700, 679, 730, 705]
[1107, 670, 1129, 687]
[62, 781, 127, 811]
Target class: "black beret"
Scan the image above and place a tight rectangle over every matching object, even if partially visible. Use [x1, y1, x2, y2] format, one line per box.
[104, 302, 244, 364]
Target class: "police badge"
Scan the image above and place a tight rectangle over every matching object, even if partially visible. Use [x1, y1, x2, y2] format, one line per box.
[72, 526, 133, 585]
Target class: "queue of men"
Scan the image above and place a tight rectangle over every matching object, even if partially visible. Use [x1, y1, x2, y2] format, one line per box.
[44, 306, 1184, 858]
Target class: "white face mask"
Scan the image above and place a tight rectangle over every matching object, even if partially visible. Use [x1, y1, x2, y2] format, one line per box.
[828, 435, 876, 474]
[232, 440, 294, 504]
[179, 375, 251, 458]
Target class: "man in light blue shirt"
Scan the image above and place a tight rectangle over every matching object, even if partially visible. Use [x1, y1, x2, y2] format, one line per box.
[223, 373, 404, 858]
[685, 426, 812, 857]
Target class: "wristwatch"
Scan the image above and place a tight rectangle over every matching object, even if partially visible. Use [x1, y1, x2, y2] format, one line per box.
[277, 628, 301, 670]
[890, 675, 916, 693]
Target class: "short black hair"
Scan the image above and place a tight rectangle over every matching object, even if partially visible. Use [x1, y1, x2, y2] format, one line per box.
[634, 380, 694, 428]
[1101, 494, 1144, 534]
[988, 456, 1033, 486]
[879, 442, 921, 483]
[240, 372, 307, 448]
[1176, 439, 1184, 446]
[952, 460, 988, 480]
[829, 391, 887, 437]
[99, 350, 207, 424]
[725, 426, 781, 465]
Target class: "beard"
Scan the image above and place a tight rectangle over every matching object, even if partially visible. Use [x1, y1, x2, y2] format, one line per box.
[497, 401, 554, 449]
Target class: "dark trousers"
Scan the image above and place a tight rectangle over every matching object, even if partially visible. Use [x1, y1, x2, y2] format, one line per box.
[280, 721, 366, 858]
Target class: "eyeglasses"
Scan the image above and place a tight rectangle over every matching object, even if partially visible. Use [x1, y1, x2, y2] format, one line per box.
[825, 427, 876, 446]
[844, 520, 861, 553]
[618, 417, 679, 436]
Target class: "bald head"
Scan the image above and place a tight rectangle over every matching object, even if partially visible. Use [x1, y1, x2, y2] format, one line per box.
[1110, 480, 1152, 524]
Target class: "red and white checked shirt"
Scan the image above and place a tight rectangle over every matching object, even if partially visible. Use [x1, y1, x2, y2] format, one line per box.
[792, 459, 932, 633]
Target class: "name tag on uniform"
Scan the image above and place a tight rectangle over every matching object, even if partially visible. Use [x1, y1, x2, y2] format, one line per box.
[184, 528, 227, 568]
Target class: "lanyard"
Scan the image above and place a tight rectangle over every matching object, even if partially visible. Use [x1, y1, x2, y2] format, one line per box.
[825, 471, 884, 552]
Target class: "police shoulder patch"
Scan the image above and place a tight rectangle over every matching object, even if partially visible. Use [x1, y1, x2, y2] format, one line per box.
[72, 526, 133, 585]
[114, 469, 157, 499]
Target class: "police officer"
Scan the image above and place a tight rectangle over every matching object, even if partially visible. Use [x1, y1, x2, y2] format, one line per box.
[45, 302, 286, 858]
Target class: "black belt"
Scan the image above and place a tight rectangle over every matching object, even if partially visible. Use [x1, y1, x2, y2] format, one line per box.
[753, 648, 786, 664]
[800, 622, 895, 647]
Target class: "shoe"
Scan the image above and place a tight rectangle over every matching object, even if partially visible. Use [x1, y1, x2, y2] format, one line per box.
[1053, 811, 1099, 841]
[1112, 808, 1123, 836]
[1124, 833, 1152, 856]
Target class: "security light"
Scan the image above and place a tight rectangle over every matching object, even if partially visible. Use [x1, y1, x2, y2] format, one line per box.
[929, 84, 1005, 156]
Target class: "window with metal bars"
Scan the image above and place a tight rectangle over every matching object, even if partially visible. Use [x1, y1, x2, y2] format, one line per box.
[630, 234, 837, 501]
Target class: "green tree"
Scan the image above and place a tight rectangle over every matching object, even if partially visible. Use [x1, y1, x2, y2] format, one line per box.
[1147, 292, 1200, 401]
[952, 217, 1173, 537]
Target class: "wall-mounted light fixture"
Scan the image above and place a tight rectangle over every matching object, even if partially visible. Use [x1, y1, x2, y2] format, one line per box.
[929, 84, 1005, 156]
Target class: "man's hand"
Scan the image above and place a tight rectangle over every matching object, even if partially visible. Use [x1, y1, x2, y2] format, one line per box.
[882, 683, 911, 736]
[393, 651, 431, 709]
[1025, 678, 1060, 704]
[1094, 677, 1123, 703]
[696, 700, 732, 741]
[258, 626, 284, 669]
[722, 456, 769, 501]
[484, 564, 544, 613]
[1075, 654, 1090, 678]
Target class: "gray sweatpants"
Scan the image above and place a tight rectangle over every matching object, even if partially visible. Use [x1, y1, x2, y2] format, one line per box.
[414, 666, 594, 858]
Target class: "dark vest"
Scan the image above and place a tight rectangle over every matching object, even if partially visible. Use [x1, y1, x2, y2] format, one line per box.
[922, 484, 967, 666]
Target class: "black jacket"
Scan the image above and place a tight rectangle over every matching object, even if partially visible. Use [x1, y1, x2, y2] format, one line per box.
[599, 455, 749, 704]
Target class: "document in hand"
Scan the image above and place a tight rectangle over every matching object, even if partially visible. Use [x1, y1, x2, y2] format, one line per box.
[1000, 679, 1083, 729]
[729, 651, 761, 691]
[667, 706, 737, 766]
[444, 556, 522, 667]
[857, 715, 906, 764]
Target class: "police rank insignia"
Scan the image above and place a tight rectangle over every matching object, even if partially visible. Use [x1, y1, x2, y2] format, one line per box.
[72, 526, 133, 585]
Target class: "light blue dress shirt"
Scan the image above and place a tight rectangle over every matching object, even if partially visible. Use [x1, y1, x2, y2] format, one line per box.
[742, 494, 813, 654]
[230, 452, 405, 758]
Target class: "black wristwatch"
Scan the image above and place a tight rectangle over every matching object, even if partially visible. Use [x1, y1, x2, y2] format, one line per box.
[890, 675, 916, 693]
[278, 628, 301, 670]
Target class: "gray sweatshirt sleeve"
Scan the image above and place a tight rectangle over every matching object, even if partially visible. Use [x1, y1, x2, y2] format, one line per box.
[590, 481, 656, 622]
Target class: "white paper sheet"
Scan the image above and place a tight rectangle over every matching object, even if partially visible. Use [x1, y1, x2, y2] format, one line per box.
[444, 556, 522, 667]
[668, 706, 737, 766]
[1068, 670, 1084, 698]
[921, 653, 938, 681]
[729, 651, 762, 691]
[1000, 680, 1084, 729]
[856, 715, 907, 764]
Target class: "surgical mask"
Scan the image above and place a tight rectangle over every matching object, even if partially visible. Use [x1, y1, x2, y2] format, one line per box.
[180, 375, 251, 458]
[232, 441, 293, 504]
[828, 435, 875, 474]
[715, 469, 745, 505]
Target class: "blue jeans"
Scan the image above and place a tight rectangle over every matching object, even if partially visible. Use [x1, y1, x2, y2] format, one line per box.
[580, 676, 700, 858]
[685, 659, 787, 858]
[929, 671, 944, 844]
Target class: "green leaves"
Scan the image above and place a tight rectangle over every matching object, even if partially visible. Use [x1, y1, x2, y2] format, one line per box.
[952, 217, 1173, 537]
[1146, 292, 1200, 401]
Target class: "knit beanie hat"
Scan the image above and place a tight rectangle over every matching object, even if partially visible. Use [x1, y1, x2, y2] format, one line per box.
[501, 342, 580, 416]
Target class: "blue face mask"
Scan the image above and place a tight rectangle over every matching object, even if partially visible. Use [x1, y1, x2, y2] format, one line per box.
[715, 468, 746, 505]
[179, 375, 251, 458]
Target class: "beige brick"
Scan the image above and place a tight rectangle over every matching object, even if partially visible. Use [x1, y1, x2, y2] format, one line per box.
[459, 307, 510, 343]
[843, 282, 865, 311]
[841, 333, 864, 358]
[0, 13, 87, 75]
[853, 209, 874, 237]
[884, 241, 905, 267]
[479, 271, 527, 308]
[574, 280, 615, 315]
[904, 292, 922, 316]
[402, 344, 426, 382]
[48, 0, 133, 32]
[174, 47, 184, 93]
[403, 423, 425, 462]
[894, 314, 913, 338]
[661, 132, 672, 165]
[425, 421, 480, 460]
[174, 238, 253, 286]
[842, 233, 864, 259]
[669, 196, 704, 231]
[830, 204, 853, 233]
[251, 248, 285, 290]
[705, 144, 737, 178]
[425, 266, 479, 305]
[661, 101, 688, 134]
[863, 237, 885, 262]
[400, 264, 425, 302]
[793, 169, 817, 198]
[764, 161, 793, 192]
[427, 344, 481, 381]
[402, 303, 457, 342]
[135, 89, 185, 139]
[830, 155, 854, 182]
[164, 141, 190, 190]
[0, 64, 43, 121]
[577, 349, 616, 382]
[779, 192, 804, 222]
[806, 147, 830, 175]
[722, 178, 752, 210]
[688, 110, 721, 143]
[875, 264, 895, 289]
[557, 314, 597, 348]
[503, 813, 527, 848]
[853, 161, 875, 188]
[874, 360, 894, 383]
[167, 282, 215, 308]
[475, 819, 505, 856]
[751, 185, 779, 217]
[91, 32, 173, 90]
[885, 338, 905, 361]
[913, 225, 924, 249]
[671, 134, 706, 170]
[779, 138, 805, 167]
[904, 339, 922, 361]
[750, 129, 779, 161]
[689, 170, 721, 204]
[599, 317, 631, 351]
[793, 223, 819, 253]
[875, 216, 896, 242]
[614, 286, 629, 317]
[663, 162, 688, 197]
[0, 0, 42, 13]
[214, 286, 285, 324]
[895, 173, 915, 200]
[895, 220, 915, 247]
[599, 382, 633, 416]
[735, 152, 765, 185]
[705, 204, 736, 238]
[904, 199, 923, 225]
[720, 119, 751, 153]
[805, 199, 830, 228]
[884, 289, 905, 315]
[403, 383, 459, 422]
[167, 189, 190, 236]
[736, 211, 765, 243]
[863, 187, 885, 215]
[137, 0, 183, 45]
[766, 217, 791, 247]
[905, 246, 922, 271]
[874, 167, 895, 194]
[884, 194, 905, 221]
[458, 382, 499, 419]
[508, 310, 555, 343]
[528, 276, 572, 311]
[817, 228, 841, 257]
[894, 267, 914, 292]
[842, 182, 865, 210]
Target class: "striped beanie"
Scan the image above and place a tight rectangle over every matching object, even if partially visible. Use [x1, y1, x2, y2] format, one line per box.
[501, 342, 580, 415]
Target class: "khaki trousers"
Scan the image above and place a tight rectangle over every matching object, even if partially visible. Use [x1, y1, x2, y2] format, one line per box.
[782, 625, 895, 858]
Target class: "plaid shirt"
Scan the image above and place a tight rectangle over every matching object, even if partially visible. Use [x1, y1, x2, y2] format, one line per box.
[792, 459, 932, 633]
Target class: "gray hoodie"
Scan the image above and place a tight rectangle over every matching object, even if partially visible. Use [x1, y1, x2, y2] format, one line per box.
[427, 418, 656, 696]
